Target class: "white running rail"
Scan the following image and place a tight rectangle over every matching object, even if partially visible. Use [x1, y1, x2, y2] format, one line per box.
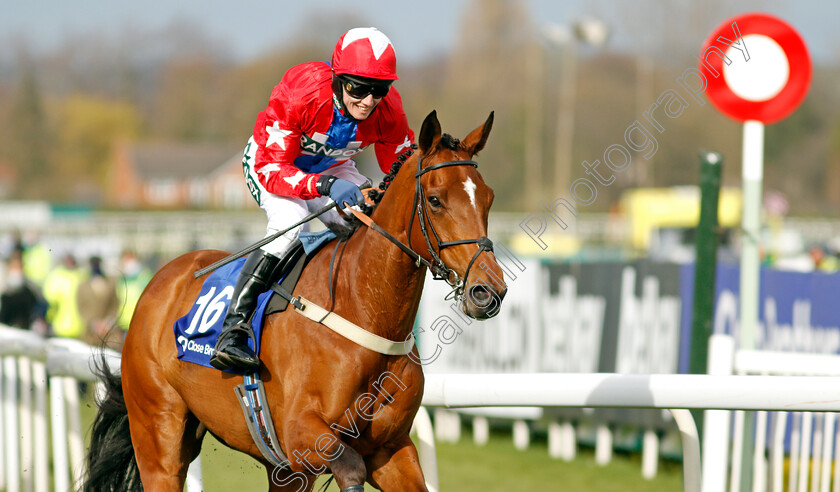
[6, 324, 840, 492]
[418, 371, 840, 492]
[0, 325, 202, 492]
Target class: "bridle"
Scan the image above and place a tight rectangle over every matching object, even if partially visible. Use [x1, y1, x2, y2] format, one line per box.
[408, 155, 495, 299]
[350, 151, 494, 302]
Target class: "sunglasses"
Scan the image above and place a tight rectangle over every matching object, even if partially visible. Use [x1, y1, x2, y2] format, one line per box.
[340, 76, 391, 99]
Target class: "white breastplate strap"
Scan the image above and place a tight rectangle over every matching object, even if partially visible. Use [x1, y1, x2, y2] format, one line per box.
[293, 296, 415, 355]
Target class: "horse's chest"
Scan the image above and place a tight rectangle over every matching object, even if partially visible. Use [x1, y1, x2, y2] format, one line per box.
[328, 367, 422, 448]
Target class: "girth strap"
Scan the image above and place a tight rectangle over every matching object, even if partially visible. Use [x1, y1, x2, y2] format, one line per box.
[293, 296, 414, 356]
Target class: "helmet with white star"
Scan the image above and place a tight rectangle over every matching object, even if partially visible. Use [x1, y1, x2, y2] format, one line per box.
[331, 27, 398, 81]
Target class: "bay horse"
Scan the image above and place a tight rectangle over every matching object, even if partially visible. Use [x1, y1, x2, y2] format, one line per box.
[84, 110, 507, 491]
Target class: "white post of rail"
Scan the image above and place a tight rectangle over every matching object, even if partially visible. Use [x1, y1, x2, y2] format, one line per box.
[832, 424, 840, 492]
[560, 421, 576, 461]
[671, 408, 701, 492]
[50, 375, 70, 492]
[753, 410, 768, 492]
[185, 455, 203, 492]
[513, 420, 530, 450]
[19, 357, 33, 492]
[31, 361, 48, 492]
[412, 407, 439, 492]
[473, 416, 489, 446]
[0, 355, 5, 490]
[702, 334, 734, 492]
[595, 424, 612, 465]
[771, 412, 787, 492]
[642, 430, 659, 479]
[64, 377, 85, 487]
[3, 355, 20, 492]
[820, 413, 834, 492]
[548, 421, 562, 459]
[549, 420, 577, 461]
[798, 412, 813, 492]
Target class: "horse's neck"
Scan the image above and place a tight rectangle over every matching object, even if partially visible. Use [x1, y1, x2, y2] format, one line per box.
[346, 167, 426, 340]
[353, 227, 426, 330]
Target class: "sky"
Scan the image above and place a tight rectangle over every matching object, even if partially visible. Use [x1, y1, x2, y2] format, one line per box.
[1, 0, 838, 64]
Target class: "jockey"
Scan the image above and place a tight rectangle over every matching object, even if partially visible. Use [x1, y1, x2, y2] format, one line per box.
[210, 27, 415, 371]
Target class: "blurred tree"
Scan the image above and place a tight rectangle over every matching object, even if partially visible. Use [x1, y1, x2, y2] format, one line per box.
[7, 64, 51, 199]
[54, 95, 142, 202]
[438, 0, 532, 210]
[0, 1, 836, 216]
[828, 121, 840, 209]
[150, 57, 230, 141]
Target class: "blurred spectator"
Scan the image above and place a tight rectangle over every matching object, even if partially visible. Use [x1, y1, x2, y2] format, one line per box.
[43, 253, 87, 339]
[77, 255, 121, 349]
[117, 250, 153, 333]
[809, 244, 840, 273]
[0, 251, 48, 333]
[21, 230, 52, 287]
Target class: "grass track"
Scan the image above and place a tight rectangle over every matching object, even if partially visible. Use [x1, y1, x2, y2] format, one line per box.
[197, 428, 684, 491]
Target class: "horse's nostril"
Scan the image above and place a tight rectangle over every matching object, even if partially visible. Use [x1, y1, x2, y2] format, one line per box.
[468, 285, 492, 307]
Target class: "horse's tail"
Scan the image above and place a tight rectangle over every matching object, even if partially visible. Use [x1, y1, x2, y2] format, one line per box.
[82, 353, 143, 492]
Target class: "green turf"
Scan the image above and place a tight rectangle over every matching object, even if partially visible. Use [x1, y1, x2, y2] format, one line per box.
[433, 429, 684, 492]
[196, 429, 685, 491]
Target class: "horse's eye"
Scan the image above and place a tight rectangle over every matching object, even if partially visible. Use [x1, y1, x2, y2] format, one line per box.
[428, 196, 442, 208]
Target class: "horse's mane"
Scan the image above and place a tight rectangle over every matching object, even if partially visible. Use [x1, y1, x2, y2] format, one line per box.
[369, 145, 415, 204]
[438, 133, 460, 150]
[368, 133, 460, 205]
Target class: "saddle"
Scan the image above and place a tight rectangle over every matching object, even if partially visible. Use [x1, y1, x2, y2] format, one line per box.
[264, 239, 306, 316]
[172, 230, 337, 371]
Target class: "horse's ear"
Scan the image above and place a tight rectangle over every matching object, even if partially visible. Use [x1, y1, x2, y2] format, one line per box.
[418, 110, 442, 155]
[463, 111, 494, 156]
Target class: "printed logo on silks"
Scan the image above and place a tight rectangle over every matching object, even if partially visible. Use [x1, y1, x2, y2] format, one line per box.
[173, 257, 270, 371]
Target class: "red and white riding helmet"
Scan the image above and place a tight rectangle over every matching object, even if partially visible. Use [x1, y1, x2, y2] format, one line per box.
[331, 27, 398, 81]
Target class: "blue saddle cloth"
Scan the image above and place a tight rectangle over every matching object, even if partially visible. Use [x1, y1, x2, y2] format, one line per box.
[173, 230, 337, 373]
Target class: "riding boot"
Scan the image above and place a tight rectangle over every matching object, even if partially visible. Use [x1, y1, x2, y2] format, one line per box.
[339, 486, 364, 492]
[209, 249, 281, 371]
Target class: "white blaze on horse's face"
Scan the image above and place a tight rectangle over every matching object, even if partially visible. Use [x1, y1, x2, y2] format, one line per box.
[463, 177, 477, 209]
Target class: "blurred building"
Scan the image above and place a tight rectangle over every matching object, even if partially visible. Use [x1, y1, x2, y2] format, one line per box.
[108, 142, 250, 209]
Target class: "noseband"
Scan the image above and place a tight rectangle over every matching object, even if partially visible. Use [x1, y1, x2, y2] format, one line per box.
[407, 156, 494, 300]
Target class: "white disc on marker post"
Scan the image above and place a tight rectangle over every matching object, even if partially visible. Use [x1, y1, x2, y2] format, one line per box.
[723, 34, 790, 102]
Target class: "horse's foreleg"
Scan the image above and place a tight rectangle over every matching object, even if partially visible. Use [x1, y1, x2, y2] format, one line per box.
[266, 467, 316, 492]
[365, 434, 428, 492]
[283, 412, 367, 490]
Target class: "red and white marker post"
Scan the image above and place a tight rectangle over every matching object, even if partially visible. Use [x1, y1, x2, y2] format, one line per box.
[698, 12, 811, 492]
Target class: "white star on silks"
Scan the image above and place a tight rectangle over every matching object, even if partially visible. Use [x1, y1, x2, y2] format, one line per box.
[396, 136, 412, 153]
[341, 27, 392, 59]
[265, 121, 292, 150]
[257, 163, 281, 179]
[283, 171, 306, 188]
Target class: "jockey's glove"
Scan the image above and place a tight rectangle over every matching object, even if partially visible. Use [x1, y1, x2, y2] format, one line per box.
[316, 176, 363, 208]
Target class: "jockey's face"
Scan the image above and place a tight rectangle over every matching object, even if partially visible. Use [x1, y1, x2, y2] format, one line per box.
[342, 90, 382, 120]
